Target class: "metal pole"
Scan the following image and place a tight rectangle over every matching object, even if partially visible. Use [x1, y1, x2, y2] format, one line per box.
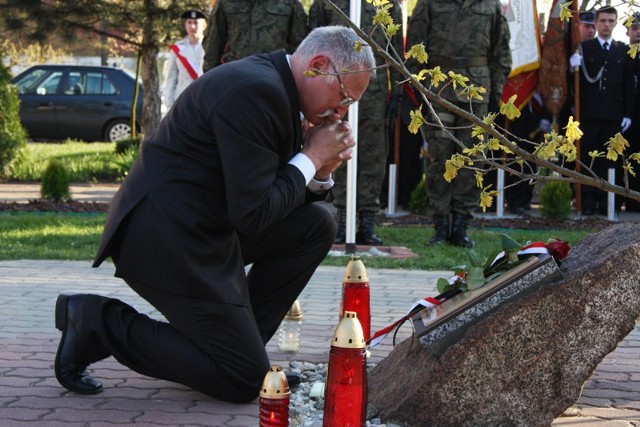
[345, 0, 362, 253]
[496, 168, 505, 218]
[608, 168, 616, 221]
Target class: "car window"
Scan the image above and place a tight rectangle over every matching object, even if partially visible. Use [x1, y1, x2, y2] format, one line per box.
[14, 69, 63, 95]
[85, 71, 118, 95]
[62, 70, 119, 96]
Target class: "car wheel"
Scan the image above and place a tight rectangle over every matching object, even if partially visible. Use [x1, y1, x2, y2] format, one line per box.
[104, 120, 133, 142]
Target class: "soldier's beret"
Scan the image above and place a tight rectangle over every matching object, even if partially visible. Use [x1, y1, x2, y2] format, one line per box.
[181, 9, 207, 20]
[579, 10, 595, 24]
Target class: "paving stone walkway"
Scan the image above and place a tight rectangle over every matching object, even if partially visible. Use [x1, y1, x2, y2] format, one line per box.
[0, 261, 639, 426]
[1, 182, 639, 425]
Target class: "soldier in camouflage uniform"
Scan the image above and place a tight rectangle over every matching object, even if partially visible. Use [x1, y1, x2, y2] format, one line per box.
[203, 0, 308, 71]
[309, 0, 403, 245]
[407, 0, 511, 247]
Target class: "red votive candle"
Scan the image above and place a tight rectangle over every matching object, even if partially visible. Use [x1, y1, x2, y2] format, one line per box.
[323, 311, 367, 427]
[340, 255, 370, 341]
[259, 365, 290, 427]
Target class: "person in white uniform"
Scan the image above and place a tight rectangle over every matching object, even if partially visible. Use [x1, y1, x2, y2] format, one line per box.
[162, 9, 208, 113]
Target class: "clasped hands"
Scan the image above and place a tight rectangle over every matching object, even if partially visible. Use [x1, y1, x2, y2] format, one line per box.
[301, 119, 355, 180]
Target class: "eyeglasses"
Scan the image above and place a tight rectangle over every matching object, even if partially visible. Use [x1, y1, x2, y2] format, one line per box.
[329, 60, 356, 107]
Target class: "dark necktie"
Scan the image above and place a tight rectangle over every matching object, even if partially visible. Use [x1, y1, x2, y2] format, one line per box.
[603, 41, 609, 51]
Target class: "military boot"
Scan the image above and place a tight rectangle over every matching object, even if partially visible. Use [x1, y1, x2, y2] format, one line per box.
[334, 208, 346, 244]
[428, 215, 449, 245]
[449, 213, 474, 248]
[356, 210, 384, 246]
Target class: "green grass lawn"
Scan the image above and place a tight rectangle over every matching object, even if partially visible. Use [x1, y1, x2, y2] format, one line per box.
[1, 142, 596, 267]
[0, 211, 594, 269]
[0, 212, 105, 260]
[8, 141, 132, 182]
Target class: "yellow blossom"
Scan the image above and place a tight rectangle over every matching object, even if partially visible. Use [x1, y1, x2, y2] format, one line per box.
[588, 150, 605, 160]
[460, 85, 487, 101]
[463, 143, 485, 156]
[535, 132, 559, 161]
[405, 43, 428, 64]
[475, 171, 484, 189]
[483, 112, 497, 127]
[447, 71, 468, 89]
[444, 154, 467, 182]
[629, 152, 640, 163]
[408, 107, 425, 134]
[624, 162, 636, 177]
[373, 5, 393, 26]
[471, 125, 485, 141]
[500, 95, 521, 120]
[385, 23, 401, 37]
[479, 189, 496, 212]
[487, 138, 501, 151]
[564, 116, 583, 143]
[559, 1, 573, 22]
[427, 67, 447, 87]
[501, 143, 514, 155]
[558, 140, 577, 162]
[605, 133, 629, 161]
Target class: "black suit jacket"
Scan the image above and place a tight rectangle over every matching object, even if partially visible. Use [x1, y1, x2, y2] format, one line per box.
[579, 38, 635, 121]
[93, 50, 323, 306]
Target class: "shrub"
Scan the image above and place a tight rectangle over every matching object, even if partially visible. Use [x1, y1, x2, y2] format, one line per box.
[114, 136, 141, 154]
[0, 59, 28, 177]
[539, 181, 573, 219]
[409, 175, 428, 215]
[40, 158, 70, 202]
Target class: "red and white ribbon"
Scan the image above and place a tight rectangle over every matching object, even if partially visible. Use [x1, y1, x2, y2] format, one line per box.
[489, 241, 548, 269]
[368, 296, 441, 348]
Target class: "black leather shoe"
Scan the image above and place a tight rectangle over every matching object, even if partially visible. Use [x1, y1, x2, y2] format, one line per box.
[55, 294, 103, 395]
[285, 372, 301, 389]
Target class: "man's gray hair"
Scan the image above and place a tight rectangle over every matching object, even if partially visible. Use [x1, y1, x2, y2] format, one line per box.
[294, 25, 376, 79]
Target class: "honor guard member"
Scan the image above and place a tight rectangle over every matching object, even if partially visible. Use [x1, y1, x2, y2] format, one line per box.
[579, 10, 596, 41]
[162, 9, 208, 112]
[569, 6, 635, 215]
[203, 0, 308, 71]
[407, 0, 511, 247]
[624, 12, 640, 211]
[308, 0, 403, 246]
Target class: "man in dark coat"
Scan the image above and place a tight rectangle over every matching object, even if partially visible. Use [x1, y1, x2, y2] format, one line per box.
[570, 6, 635, 215]
[53, 26, 375, 403]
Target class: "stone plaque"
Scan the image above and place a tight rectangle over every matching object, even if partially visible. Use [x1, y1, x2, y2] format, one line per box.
[412, 253, 563, 353]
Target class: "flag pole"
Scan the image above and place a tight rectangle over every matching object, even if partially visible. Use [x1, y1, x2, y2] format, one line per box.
[572, 0, 582, 213]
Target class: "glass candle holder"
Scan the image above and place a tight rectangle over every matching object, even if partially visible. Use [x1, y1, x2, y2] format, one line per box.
[278, 299, 303, 352]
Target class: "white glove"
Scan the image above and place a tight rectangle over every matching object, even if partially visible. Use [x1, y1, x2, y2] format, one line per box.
[569, 53, 582, 69]
[621, 117, 632, 133]
[539, 119, 551, 133]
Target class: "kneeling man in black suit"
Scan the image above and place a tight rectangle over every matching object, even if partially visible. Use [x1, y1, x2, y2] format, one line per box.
[53, 26, 376, 403]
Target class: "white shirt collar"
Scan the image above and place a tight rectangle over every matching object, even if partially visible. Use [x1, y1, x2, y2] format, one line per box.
[286, 54, 306, 121]
[597, 36, 613, 47]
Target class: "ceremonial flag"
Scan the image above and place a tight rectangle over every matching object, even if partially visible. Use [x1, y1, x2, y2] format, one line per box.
[500, 0, 542, 110]
[537, 0, 581, 117]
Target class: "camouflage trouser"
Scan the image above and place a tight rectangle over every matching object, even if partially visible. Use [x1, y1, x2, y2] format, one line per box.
[424, 102, 488, 217]
[333, 83, 389, 211]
